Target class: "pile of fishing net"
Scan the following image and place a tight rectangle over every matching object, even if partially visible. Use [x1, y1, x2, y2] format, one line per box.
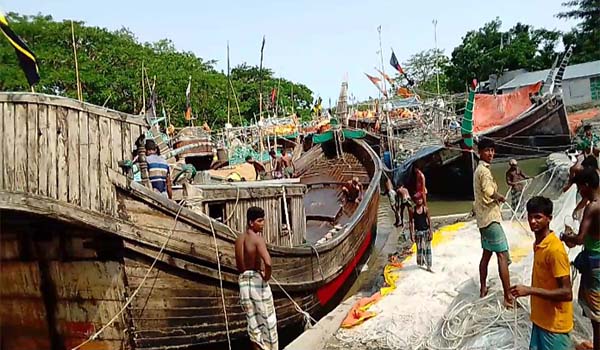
[330, 154, 593, 350]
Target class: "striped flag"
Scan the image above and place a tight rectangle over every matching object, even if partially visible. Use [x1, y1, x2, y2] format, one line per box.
[375, 67, 394, 85]
[365, 73, 388, 98]
[0, 11, 40, 86]
[184, 76, 192, 121]
[389, 50, 404, 74]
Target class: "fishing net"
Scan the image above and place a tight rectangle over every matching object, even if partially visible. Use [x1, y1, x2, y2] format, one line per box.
[329, 154, 593, 350]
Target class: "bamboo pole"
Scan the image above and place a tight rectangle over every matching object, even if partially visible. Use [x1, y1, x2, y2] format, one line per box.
[71, 20, 82, 102]
[141, 61, 146, 114]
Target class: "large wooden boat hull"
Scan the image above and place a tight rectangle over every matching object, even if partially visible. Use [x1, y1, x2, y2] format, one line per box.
[397, 96, 571, 199]
[0, 93, 381, 349]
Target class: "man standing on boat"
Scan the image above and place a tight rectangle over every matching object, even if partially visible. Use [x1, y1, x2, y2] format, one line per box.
[505, 159, 530, 212]
[269, 150, 284, 179]
[145, 140, 173, 199]
[473, 138, 513, 308]
[282, 149, 295, 178]
[246, 155, 267, 180]
[235, 207, 278, 350]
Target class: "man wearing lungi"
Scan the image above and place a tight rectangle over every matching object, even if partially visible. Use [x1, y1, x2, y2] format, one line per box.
[473, 138, 513, 308]
[562, 167, 600, 350]
[235, 207, 278, 350]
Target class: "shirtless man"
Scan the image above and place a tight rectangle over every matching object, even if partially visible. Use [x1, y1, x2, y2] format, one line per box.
[342, 177, 364, 204]
[281, 149, 295, 178]
[269, 150, 285, 179]
[235, 207, 278, 350]
[394, 184, 412, 227]
[562, 167, 600, 350]
[246, 155, 267, 180]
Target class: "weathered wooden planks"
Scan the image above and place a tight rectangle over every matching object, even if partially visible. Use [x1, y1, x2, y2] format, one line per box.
[27, 104, 39, 194]
[110, 119, 123, 171]
[98, 116, 112, 214]
[67, 108, 80, 205]
[14, 103, 28, 192]
[88, 114, 101, 212]
[47, 106, 58, 199]
[0, 102, 3, 190]
[79, 112, 90, 209]
[37, 104, 48, 196]
[56, 107, 69, 202]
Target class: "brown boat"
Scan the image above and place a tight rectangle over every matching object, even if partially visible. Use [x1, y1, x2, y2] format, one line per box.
[0, 92, 381, 349]
[172, 126, 214, 170]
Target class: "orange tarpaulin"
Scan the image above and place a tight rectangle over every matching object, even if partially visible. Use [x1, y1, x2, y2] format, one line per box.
[341, 259, 403, 328]
[473, 82, 542, 133]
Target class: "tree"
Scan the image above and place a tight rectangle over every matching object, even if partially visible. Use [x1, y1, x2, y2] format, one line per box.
[557, 0, 600, 63]
[403, 48, 449, 95]
[0, 13, 314, 128]
[444, 19, 561, 92]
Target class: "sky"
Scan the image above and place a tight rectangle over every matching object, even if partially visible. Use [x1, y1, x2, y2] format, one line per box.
[1, 0, 578, 105]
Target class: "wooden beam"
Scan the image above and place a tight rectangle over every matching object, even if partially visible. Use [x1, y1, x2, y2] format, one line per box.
[0, 92, 147, 126]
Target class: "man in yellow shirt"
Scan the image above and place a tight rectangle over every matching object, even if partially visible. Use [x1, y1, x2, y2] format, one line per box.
[473, 138, 512, 307]
[511, 196, 573, 350]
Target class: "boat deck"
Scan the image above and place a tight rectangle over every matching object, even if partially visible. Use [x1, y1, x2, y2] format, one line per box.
[299, 152, 368, 243]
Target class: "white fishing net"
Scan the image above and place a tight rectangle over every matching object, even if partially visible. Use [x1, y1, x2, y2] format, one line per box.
[330, 155, 593, 350]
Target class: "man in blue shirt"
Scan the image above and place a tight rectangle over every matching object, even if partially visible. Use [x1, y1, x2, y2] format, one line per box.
[146, 139, 172, 199]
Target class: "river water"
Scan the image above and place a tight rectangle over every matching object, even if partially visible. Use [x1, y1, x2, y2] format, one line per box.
[427, 157, 548, 216]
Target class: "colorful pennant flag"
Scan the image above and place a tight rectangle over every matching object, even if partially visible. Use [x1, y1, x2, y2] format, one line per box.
[270, 88, 277, 105]
[0, 11, 40, 86]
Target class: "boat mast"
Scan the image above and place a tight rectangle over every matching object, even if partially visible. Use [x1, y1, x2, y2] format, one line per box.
[378, 25, 393, 161]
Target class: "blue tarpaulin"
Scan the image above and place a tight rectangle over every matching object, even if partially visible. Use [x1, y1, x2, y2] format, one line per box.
[392, 145, 444, 186]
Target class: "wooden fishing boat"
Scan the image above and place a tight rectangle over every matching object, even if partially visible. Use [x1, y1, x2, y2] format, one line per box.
[172, 126, 214, 170]
[473, 96, 571, 155]
[394, 94, 571, 199]
[0, 92, 381, 349]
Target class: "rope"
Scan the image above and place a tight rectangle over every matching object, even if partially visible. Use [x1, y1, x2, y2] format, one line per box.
[71, 201, 187, 350]
[270, 275, 318, 329]
[223, 186, 241, 223]
[308, 244, 326, 281]
[208, 218, 233, 350]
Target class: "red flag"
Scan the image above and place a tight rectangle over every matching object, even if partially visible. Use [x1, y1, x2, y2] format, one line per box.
[270, 88, 277, 104]
[375, 68, 394, 85]
[365, 73, 388, 98]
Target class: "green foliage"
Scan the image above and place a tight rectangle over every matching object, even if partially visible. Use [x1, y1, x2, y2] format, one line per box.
[444, 19, 562, 92]
[0, 13, 313, 128]
[403, 48, 449, 96]
[557, 0, 600, 63]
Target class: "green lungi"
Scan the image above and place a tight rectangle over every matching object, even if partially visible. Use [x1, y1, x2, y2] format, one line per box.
[479, 222, 509, 253]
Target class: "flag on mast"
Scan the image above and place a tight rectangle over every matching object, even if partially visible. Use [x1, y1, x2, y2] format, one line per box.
[184, 76, 192, 121]
[365, 73, 388, 98]
[389, 50, 404, 74]
[0, 11, 40, 86]
[270, 88, 277, 105]
[375, 67, 394, 85]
